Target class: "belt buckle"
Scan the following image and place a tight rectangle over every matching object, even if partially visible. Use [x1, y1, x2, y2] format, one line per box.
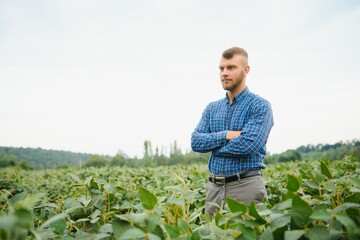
[214, 175, 225, 185]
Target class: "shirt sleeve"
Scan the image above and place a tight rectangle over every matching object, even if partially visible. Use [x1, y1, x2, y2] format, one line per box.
[213, 99, 274, 156]
[191, 104, 228, 153]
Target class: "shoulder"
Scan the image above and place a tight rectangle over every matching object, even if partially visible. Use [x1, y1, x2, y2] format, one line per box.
[205, 97, 227, 111]
[247, 91, 272, 110]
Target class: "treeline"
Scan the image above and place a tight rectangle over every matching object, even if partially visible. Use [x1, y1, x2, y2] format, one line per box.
[1, 139, 359, 170]
[69, 140, 210, 169]
[106, 139, 360, 168]
[264, 139, 360, 164]
[0, 147, 96, 169]
[0, 141, 209, 170]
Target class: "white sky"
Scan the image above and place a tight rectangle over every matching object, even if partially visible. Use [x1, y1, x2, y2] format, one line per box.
[1, 0, 359, 158]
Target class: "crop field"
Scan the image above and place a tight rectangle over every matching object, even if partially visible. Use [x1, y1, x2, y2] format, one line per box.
[1, 157, 360, 240]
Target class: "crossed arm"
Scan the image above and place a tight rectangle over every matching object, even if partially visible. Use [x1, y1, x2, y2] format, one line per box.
[191, 100, 273, 156]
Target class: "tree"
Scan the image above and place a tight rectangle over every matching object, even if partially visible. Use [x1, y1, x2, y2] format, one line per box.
[0, 154, 17, 168]
[111, 154, 127, 167]
[18, 160, 32, 170]
[170, 140, 181, 157]
[143, 140, 156, 167]
[349, 146, 360, 161]
[143, 140, 153, 159]
[56, 162, 70, 169]
[83, 155, 108, 168]
[153, 147, 168, 166]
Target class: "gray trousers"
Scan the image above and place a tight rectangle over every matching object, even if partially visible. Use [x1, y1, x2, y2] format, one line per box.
[205, 175, 267, 216]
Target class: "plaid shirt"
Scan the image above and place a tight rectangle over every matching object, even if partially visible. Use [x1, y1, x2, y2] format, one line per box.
[191, 87, 274, 175]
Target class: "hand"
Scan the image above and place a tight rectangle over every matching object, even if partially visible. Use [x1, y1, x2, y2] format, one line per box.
[226, 131, 241, 140]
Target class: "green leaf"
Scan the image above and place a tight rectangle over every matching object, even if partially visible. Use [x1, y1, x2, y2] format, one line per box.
[167, 196, 185, 206]
[119, 201, 132, 210]
[249, 202, 267, 224]
[50, 218, 66, 235]
[329, 230, 343, 240]
[214, 211, 223, 227]
[83, 176, 93, 185]
[39, 213, 67, 230]
[270, 214, 291, 230]
[272, 199, 292, 211]
[99, 224, 113, 234]
[304, 226, 329, 240]
[0, 215, 16, 232]
[177, 218, 190, 235]
[345, 192, 360, 203]
[348, 176, 360, 188]
[9, 191, 27, 206]
[103, 183, 115, 194]
[67, 173, 81, 183]
[259, 227, 274, 240]
[138, 187, 157, 210]
[144, 213, 161, 233]
[124, 213, 147, 227]
[14, 208, 33, 229]
[192, 225, 211, 240]
[290, 195, 313, 228]
[238, 223, 257, 240]
[90, 209, 101, 219]
[29, 229, 42, 240]
[112, 218, 132, 240]
[146, 233, 162, 240]
[331, 202, 360, 215]
[304, 180, 319, 189]
[0, 214, 26, 240]
[164, 224, 180, 239]
[323, 182, 336, 193]
[286, 174, 301, 192]
[320, 161, 333, 179]
[315, 171, 325, 183]
[299, 169, 309, 179]
[284, 230, 306, 240]
[119, 228, 145, 240]
[226, 196, 247, 214]
[335, 215, 359, 240]
[15, 193, 44, 210]
[310, 205, 331, 222]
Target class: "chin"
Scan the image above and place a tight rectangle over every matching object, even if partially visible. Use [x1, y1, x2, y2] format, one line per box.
[223, 85, 233, 91]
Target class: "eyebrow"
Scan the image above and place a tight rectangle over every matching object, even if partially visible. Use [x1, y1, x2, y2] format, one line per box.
[219, 64, 237, 69]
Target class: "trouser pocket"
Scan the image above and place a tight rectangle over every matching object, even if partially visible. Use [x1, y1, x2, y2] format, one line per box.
[226, 175, 266, 205]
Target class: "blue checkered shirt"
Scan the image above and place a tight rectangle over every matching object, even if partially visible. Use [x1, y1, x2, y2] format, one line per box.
[191, 87, 274, 176]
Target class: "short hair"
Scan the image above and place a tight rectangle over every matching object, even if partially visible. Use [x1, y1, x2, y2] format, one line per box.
[222, 47, 248, 64]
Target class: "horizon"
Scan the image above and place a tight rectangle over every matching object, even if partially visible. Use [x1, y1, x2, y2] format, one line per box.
[1, 137, 358, 158]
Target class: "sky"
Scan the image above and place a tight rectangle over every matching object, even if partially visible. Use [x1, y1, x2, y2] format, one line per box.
[1, 0, 359, 158]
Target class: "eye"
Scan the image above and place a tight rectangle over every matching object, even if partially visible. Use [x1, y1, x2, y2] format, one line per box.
[219, 67, 224, 71]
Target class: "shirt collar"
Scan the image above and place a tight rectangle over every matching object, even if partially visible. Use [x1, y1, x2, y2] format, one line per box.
[225, 87, 250, 104]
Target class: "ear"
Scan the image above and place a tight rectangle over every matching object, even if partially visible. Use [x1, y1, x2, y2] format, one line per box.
[244, 65, 250, 75]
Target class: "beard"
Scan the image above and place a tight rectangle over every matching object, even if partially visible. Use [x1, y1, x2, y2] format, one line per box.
[222, 71, 245, 91]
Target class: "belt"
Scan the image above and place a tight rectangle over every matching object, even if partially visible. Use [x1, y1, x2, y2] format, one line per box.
[209, 170, 262, 185]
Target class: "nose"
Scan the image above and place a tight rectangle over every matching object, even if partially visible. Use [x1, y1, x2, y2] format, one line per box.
[221, 69, 228, 78]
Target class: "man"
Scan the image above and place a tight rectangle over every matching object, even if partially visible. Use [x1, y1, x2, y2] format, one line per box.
[191, 47, 274, 215]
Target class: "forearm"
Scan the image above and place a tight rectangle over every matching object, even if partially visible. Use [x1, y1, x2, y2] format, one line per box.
[191, 131, 227, 153]
[213, 134, 265, 156]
